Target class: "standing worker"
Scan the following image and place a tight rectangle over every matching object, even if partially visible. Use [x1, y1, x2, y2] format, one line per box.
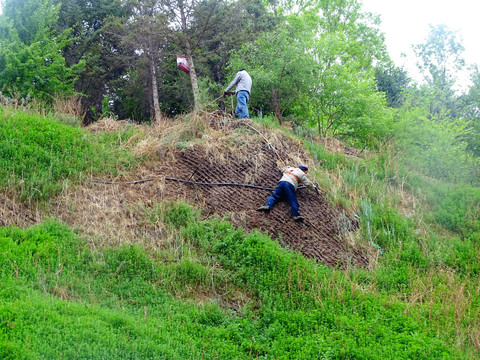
[257, 165, 319, 222]
[224, 69, 252, 119]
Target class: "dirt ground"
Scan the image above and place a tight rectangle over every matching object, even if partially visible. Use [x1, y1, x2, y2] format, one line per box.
[1, 117, 372, 268]
[155, 127, 370, 268]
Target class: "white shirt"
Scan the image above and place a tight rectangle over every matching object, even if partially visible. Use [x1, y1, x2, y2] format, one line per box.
[279, 167, 314, 190]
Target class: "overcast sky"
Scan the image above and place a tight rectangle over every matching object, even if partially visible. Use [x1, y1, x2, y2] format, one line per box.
[361, 0, 480, 91]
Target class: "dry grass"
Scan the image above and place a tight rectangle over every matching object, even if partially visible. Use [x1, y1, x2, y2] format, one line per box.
[131, 113, 314, 176]
[85, 112, 314, 177]
[53, 96, 85, 122]
[50, 182, 137, 247]
[404, 268, 480, 354]
[130, 112, 215, 157]
[0, 193, 39, 227]
[87, 117, 135, 132]
[397, 180, 418, 217]
[49, 181, 181, 249]
[318, 137, 367, 158]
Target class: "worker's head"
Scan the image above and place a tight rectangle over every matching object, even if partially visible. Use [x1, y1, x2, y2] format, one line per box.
[239, 68, 246, 72]
[299, 165, 308, 173]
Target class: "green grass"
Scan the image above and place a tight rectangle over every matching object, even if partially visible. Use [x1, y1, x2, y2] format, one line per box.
[0, 209, 467, 359]
[0, 106, 139, 201]
[1, 107, 480, 358]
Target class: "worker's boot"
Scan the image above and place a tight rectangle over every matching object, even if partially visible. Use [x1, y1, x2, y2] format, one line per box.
[256, 205, 270, 213]
[293, 215, 304, 222]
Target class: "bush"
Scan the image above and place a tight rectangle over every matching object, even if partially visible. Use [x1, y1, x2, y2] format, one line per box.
[426, 184, 480, 235]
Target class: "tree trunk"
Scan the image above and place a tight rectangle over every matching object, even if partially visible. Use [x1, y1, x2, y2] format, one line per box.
[185, 39, 201, 110]
[150, 58, 162, 123]
[318, 115, 324, 137]
[179, 3, 201, 110]
[271, 85, 283, 124]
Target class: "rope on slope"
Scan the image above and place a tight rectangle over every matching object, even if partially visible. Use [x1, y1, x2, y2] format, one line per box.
[92, 176, 307, 192]
[164, 177, 276, 191]
[92, 178, 157, 185]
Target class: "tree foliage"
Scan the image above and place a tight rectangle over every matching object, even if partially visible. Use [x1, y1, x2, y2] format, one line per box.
[413, 24, 465, 120]
[392, 87, 476, 183]
[307, 30, 391, 142]
[53, 0, 129, 122]
[458, 66, 480, 156]
[228, 0, 391, 144]
[375, 63, 410, 108]
[107, 0, 170, 123]
[0, 0, 83, 102]
[228, 21, 314, 124]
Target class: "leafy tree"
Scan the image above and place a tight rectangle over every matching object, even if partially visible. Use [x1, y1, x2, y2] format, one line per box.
[107, 0, 170, 123]
[228, 22, 315, 124]
[306, 60, 391, 143]
[304, 1, 390, 142]
[227, 0, 391, 140]
[316, 0, 388, 67]
[0, 0, 83, 102]
[458, 66, 480, 156]
[413, 24, 465, 120]
[375, 63, 411, 108]
[53, 0, 129, 122]
[160, 0, 224, 110]
[394, 88, 477, 183]
[194, 0, 278, 92]
[159, 0, 275, 112]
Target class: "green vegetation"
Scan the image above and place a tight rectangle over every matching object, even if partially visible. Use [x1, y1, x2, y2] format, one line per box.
[0, 107, 139, 201]
[0, 103, 479, 358]
[0, 0, 479, 355]
[0, 0, 82, 103]
[0, 211, 460, 359]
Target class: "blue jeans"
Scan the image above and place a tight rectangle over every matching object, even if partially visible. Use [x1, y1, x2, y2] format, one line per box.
[235, 91, 250, 119]
[265, 181, 300, 217]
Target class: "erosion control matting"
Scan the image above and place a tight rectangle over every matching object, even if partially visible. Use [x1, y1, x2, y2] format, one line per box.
[160, 141, 368, 268]
[1, 118, 371, 268]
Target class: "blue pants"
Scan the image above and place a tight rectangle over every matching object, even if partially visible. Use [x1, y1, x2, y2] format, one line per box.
[235, 91, 250, 119]
[265, 181, 300, 217]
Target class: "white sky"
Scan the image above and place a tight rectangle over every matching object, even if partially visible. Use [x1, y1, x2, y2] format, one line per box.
[361, 0, 480, 91]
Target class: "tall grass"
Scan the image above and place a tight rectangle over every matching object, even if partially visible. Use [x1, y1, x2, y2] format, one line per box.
[1, 210, 464, 359]
[1, 106, 480, 358]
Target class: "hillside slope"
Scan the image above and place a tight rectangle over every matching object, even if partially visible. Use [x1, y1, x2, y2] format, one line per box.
[1, 116, 370, 267]
[2, 110, 478, 359]
[49, 117, 370, 267]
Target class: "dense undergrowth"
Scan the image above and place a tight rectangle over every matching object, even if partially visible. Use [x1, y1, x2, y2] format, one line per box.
[1, 107, 480, 359]
[0, 214, 455, 359]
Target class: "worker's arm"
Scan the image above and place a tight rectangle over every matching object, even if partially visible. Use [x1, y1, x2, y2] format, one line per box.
[298, 172, 315, 190]
[225, 72, 241, 93]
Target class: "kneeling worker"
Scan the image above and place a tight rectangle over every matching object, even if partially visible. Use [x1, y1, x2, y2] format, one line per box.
[257, 165, 319, 222]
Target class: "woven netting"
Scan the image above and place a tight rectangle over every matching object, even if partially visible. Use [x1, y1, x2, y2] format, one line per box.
[153, 120, 370, 268]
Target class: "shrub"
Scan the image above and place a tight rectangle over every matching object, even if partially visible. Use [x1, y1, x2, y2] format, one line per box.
[426, 184, 480, 235]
